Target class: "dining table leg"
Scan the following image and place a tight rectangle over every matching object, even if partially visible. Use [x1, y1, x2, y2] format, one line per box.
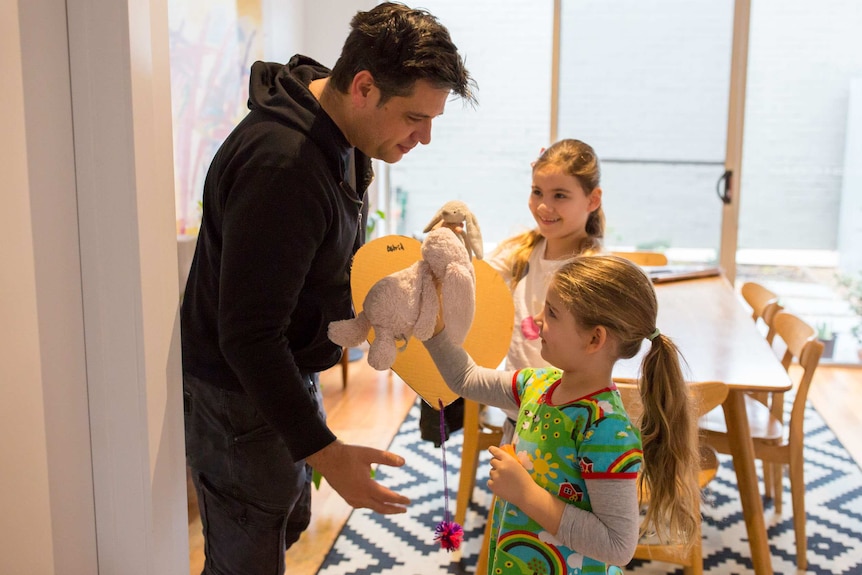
[722, 390, 773, 575]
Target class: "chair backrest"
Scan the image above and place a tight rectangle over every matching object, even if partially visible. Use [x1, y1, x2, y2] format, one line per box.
[740, 281, 784, 343]
[616, 380, 729, 423]
[610, 251, 668, 266]
[772, 311, 824, 438]
[616, 379, 728, 536]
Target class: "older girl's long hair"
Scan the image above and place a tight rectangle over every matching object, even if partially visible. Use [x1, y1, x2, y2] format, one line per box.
[551, 255, 700, 548]
[495, 139, 605, 289]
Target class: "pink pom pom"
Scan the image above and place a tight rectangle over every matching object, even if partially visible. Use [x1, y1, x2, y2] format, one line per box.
[434, 520, 463, 551]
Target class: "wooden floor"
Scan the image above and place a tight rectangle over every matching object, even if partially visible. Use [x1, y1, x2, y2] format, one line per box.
[188, 352, 862, 575]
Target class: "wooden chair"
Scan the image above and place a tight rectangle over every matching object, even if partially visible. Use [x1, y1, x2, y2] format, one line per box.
[474, 496, 494, 575]
[699, 311, 824, 570]
[740, 281, 784, 345]
[739, 281, 786, 493]
[610, 251, 668, 266]
[616, 380, 729, 575]
[455, 399, 505, 528]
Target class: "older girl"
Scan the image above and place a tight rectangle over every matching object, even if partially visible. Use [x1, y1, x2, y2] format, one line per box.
[487, 139, 605, 371]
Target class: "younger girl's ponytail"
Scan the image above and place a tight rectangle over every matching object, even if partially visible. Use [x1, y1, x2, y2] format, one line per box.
[638, 333, 699, 547]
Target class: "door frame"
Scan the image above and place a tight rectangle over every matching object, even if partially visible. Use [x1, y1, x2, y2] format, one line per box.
[719, 0, 751, 285]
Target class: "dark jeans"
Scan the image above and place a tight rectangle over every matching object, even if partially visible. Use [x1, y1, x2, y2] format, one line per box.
[184, 373, 324, 575]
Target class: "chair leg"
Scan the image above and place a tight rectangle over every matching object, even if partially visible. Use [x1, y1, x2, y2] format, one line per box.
[772, 463, 783, 514]
[763, 462, 774, 499]
[790, 448, 807, 570]
[456, 400, 482, 527]
[475, 496, 495, 575]
[340, 347, 349, 389]
[682, 523, 704, 575]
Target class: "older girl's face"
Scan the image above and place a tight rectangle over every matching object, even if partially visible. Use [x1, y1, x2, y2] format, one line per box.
[529, 167, 601, 244]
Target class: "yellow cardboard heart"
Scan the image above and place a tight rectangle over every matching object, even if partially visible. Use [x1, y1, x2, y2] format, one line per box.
[350, 235, 514, 409]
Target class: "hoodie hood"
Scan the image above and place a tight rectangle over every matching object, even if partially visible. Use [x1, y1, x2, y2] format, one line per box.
[247, 56, 328, 126]
[245, 56, 373, 204]
[247, 57, 352, 173]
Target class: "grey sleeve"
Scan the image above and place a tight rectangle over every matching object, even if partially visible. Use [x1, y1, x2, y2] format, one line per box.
[422, 330, 521, 414]
[556, 479, 640, 566]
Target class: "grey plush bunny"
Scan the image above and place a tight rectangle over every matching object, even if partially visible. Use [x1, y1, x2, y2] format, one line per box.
[422, 200, 484, 260]
[328, 228, 476, 370]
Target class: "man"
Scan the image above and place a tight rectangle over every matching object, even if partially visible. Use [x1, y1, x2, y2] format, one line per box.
[181, 2, 475, 572]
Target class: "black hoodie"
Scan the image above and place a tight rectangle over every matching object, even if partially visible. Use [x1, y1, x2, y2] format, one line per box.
[181, 56, 372, 460]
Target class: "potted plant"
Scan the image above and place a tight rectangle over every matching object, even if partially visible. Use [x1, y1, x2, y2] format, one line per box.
[815, 322, 836, 360]
[366, 208, 387, 240]
[836, 271, 862, 360]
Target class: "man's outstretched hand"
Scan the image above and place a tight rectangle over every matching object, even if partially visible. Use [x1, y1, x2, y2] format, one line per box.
[306, 440, 410, 514]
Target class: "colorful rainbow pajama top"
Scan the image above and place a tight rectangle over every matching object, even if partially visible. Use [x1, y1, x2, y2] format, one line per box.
[489, 368, 643, 575]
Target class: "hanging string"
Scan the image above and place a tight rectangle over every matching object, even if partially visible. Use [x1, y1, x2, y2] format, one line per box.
[434, 398, 463, 551]
[439, 398, 452, 524]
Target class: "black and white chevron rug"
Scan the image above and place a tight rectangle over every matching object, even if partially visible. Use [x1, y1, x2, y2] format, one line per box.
[317, 398, 862, 575]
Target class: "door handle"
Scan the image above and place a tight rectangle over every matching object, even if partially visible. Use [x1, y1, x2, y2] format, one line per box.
[716, 170, 732, 205]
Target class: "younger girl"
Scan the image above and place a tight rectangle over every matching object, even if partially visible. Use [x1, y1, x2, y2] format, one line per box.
[424, 255, 699, 574]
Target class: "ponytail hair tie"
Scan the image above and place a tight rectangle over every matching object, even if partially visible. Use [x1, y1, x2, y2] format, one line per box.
[647, 327, 660, 341]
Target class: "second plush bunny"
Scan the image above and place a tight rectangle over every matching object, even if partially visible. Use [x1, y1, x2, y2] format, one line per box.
[423, 200, 484, 260]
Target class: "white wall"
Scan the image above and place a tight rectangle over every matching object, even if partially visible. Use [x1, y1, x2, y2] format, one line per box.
[19, 0, 100, 568]
[67, 0, 188, 570]
[262, 0, 374, 66]
[2, 3, 61, 571]
[263, 0, 304, 60]
[1, 0, 187, 572]
[301, 0, 374, 68]
[838, 79, 862, 275]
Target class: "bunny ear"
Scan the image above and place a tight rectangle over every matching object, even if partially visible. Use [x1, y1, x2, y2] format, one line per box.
[466, 212, 482, 234]
[464, 213, 484, 259]
[423, 210, 444, 233]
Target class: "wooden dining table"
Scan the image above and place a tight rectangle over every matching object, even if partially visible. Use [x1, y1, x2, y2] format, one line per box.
[614, 273, 791, 575]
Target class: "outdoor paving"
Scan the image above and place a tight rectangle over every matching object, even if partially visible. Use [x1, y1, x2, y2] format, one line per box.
[735, 265, 861, 366]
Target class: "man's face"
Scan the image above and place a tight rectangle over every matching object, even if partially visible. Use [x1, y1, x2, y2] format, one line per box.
[354, 79, 450, 163]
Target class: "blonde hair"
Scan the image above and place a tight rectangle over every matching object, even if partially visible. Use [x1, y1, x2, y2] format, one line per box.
[497, 139, 605, 289]
[551, 255, 699, 548]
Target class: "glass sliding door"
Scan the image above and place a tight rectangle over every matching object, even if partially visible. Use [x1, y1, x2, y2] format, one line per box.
[741, 0, 861, 259]
[557, 0, 735, 263]
[738, 0, 862, 364]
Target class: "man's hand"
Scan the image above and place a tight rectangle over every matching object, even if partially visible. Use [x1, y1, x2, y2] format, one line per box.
[306, 440, 410, 514]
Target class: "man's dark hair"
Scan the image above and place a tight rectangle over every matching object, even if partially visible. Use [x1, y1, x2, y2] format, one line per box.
[330, 2, 476, 106]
